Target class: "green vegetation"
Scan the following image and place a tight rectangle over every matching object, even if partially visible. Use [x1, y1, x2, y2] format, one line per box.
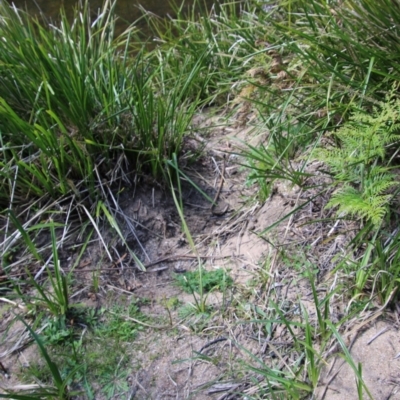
[174, 267, 233, 294]
[316, 90, 400, 227]
[1, 0, 400, 398]
[3, 302, 148, 399]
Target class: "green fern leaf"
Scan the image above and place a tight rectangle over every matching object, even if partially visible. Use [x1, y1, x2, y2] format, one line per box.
[327, 186, 389, 226]
[317, 89, 400, 226]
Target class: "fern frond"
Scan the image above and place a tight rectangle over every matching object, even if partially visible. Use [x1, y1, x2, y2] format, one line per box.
[327, 185, 390, 226]
[364, 174, 396, 195]
[316, 90, 400, 227]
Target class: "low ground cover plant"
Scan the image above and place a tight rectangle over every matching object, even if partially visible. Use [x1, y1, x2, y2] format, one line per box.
[174, 267, 233, 294]
[2, 0, 400, 398]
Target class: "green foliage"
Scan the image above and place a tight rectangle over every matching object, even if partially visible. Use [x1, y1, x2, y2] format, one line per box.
[372, 230, 400, 305]
[0, 0, 211, 202]
[0, 0, 214, 283]
[2, 317, 79, 400]
[240, 116, 316, 203]
[98, 360, 130, 399]
[8, 219, 71, 319]
[97, 302, 147, 342]
[13, 299, 148, 399]
[326, 177, 394, 227]
[141, 0, 259, 104]
[41, 318, 72, 346]
[174, 267, 233, 294]
[41, 306, 99, 345]
[243, 144, 278, 202]
[274, 0, 400, 111]
[5, 0, 400, 398]
[317, 93, 400, 226]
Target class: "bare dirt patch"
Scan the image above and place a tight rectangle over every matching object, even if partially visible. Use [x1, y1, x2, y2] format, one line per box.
[317, 319, 400, 399]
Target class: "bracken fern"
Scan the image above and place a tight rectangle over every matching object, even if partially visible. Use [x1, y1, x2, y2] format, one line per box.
[317, 90, 400, 226]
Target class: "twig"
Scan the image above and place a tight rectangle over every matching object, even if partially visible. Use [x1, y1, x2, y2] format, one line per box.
[108, 310, 183, 330]
[0, 297, 27, 310]
[4, 254, 232, 279]
[367, 327, 390, 345]
[211, 156, 227, 216]
[61, 254, 230, 273]
[199, 337, 228, 354]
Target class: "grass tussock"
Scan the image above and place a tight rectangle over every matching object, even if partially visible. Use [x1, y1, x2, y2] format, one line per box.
[0, 0, 210, 204]
[2, 0, 400, 398]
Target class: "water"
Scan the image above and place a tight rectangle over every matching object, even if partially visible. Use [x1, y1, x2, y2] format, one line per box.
[7, 0, 217, 36]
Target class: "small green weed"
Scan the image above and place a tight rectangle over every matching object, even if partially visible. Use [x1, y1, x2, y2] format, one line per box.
[6, 317, 79, 400]
[161, 296, 181, 310]
[97, 301, 147, 342]
[77, 338, 133, 399]
[40, 306, 99, 345]
[177, 304, 213, 332]
[41, 318, 71, 346]
[174, 268, 233, 294]
[98, 356, 131, 399]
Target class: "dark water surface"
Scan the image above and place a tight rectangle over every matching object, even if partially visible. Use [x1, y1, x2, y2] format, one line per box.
[7, 0, 217, 36]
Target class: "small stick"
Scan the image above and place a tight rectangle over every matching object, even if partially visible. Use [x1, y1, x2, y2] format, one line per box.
[0, 297, 27, 310]
[211, 156, 227, 216]
[69, 254, 229, 273]
[367, 327, 390, 345]
[199, 337, 228, 354]
[108, 310, 182, 330]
